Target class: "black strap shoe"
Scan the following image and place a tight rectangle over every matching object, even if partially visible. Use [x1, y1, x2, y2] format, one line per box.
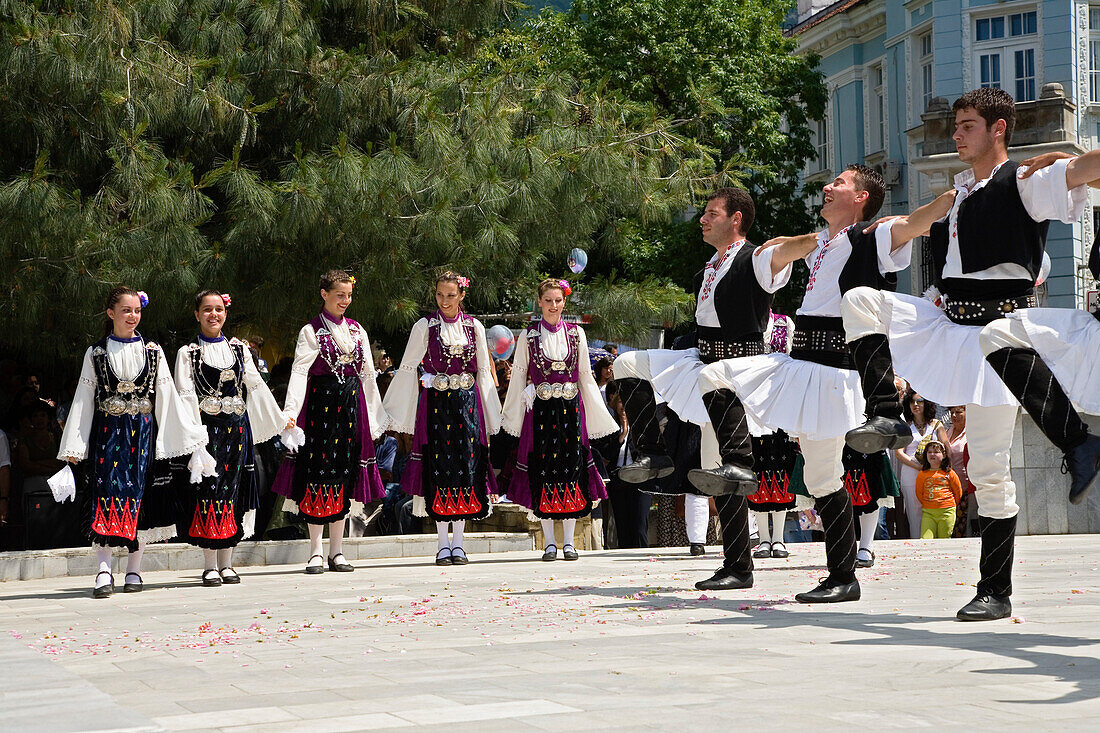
[435, 548, 453, 566]
[1064, 434, 1100, 505]
[845, 416, 912, 454]
[562, 545, 579, 561]
[328, 554, 354, 572]
[219, 567, 241, 584]
[751, 542, 772, 559]
[956, 593, 1012, 621]
[688, 464, 758, 497]
[450, 548, 469, 566]
[202, 569, 223, 587]
[123, 572, 143, 593]
[617, 453, 675, 484]
[93, 571, 114, 599]
[305, 553, 326, 574]
[694, 567, 753, 591]
[795, 576, 860, 603]
[689, 543, 706, 557]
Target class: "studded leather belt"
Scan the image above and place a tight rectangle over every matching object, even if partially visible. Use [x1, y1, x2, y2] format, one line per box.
[697, 338, 766, 363]
[942, 294, 1035, 326]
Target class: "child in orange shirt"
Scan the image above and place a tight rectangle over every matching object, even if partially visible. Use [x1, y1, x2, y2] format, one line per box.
[915, 440, 962, 539]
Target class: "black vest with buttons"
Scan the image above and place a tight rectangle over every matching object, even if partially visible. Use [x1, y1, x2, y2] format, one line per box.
[691, 242, 774, 343]
[929, 161, 1048, 300]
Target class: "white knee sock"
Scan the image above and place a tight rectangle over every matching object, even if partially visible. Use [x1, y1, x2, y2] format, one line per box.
[859, 511, 878, 552]
[451, 520, 465, 549]
[684, 494, 709, 544]
[750, 511, 769, 545]
[540, 519, 556, 549]
[437, 521, 450, 551]
[217, 547, 233, 569]
[126, 540, 145, 576]
[203, 548, 218, 571]
[95, 545, 112, 587]
[308, 524, 324, 567]
[562, 518, 576, 548]
[328, 518, 345, 558]
[770, 511, 787, 545]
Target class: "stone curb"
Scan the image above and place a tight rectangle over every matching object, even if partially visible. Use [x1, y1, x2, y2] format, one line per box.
[0, 532, 533, 582]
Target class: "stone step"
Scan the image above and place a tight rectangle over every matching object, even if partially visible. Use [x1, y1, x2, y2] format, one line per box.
[0, 532, 533, 582]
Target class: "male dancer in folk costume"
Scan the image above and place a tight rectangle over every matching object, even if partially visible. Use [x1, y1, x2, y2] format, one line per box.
[613, 188, 793, 590]
[840, 88, 1100, 620]
[697, 165, 955, 601]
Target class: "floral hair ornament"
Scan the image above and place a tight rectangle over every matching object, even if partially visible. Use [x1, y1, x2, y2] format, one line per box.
[558, 279, 572, 296]
[221, 293, 232, 307]
[136, 290, 149, 308]
[456, 276, 470, 289]
[347, 275, 357, 286]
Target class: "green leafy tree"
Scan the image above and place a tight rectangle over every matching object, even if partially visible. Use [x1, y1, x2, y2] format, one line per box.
[0, 0, 706, 369]
[528, 0, 827, 314]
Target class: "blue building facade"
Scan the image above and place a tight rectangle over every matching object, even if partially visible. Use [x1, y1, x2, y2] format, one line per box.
[792, 0, 1099, 309]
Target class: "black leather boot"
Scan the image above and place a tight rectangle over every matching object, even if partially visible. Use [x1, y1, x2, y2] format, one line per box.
[614, 378, 675, 483]
[796, 489, 860, 603]
[688, 389, 758, 496]
[844, 334, 911, 454]
[986, 347, 1100, 504]
[957, 515, 1015, 621]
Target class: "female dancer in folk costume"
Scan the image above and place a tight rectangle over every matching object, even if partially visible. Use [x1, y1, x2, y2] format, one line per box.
[173, 290, 289, 586]
[55, 287, 215, 598]
[842, 446, 899, 568]
[746, 312, 798, 560]
[272, 270, 388, 574]
[384, 272, 501, 566]
[501, 279, 618, 560]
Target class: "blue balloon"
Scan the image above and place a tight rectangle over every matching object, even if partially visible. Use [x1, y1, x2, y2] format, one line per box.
[568, 248, 588, 273]
[487, 325, 516, 360]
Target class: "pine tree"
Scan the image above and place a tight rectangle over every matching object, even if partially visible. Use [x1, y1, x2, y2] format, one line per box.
[0, 0, 708, 366]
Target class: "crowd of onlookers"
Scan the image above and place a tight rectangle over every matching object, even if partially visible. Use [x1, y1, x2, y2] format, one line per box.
[0, 336, 975, 552]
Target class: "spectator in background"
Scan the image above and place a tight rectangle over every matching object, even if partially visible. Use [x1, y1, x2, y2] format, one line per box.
[15, 403, 63, 481]
[0, 427, 10, 526]
[24, 373, 55, 408]
[605, 387, 650, 548]
[248, 337, 271, 383]
[947, 405, 977, 537]
[895, 390, 950, 539]
[605, 344, 618, 358]
[494, 358, 511, 404]
[915, 440, 962, 539]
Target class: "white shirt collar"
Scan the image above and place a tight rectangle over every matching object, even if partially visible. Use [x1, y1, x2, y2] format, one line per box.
[953, 160, 1009, 192]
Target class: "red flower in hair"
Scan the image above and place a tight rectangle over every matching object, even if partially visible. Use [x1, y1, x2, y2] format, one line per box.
[558, 279, 572, 296]
[221, 293, 232, 307]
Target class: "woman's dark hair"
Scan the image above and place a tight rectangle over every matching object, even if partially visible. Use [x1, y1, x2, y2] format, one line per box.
[594, 357, 613, 382]
[194, 289, 225, 311]
[320, 269, 353, 291]
[902, 389, 938, 425]
[436, 270, 468, 292]
[104, 286, 140, 335]
[919, 441, 951, 471]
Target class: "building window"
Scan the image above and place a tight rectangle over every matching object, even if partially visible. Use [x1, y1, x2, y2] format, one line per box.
[972, 9, 1038, 101]
[1014, 48, 1035, 102]
[919, 32, 934, 111]
[980, 54, 1001, 88]
[1090, 8, 1100, 102]
[869, 64, 886, 153]
[811, 118, 829, 173]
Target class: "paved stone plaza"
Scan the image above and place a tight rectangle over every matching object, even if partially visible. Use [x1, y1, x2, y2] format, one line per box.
[2, 535, 1099, 732]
